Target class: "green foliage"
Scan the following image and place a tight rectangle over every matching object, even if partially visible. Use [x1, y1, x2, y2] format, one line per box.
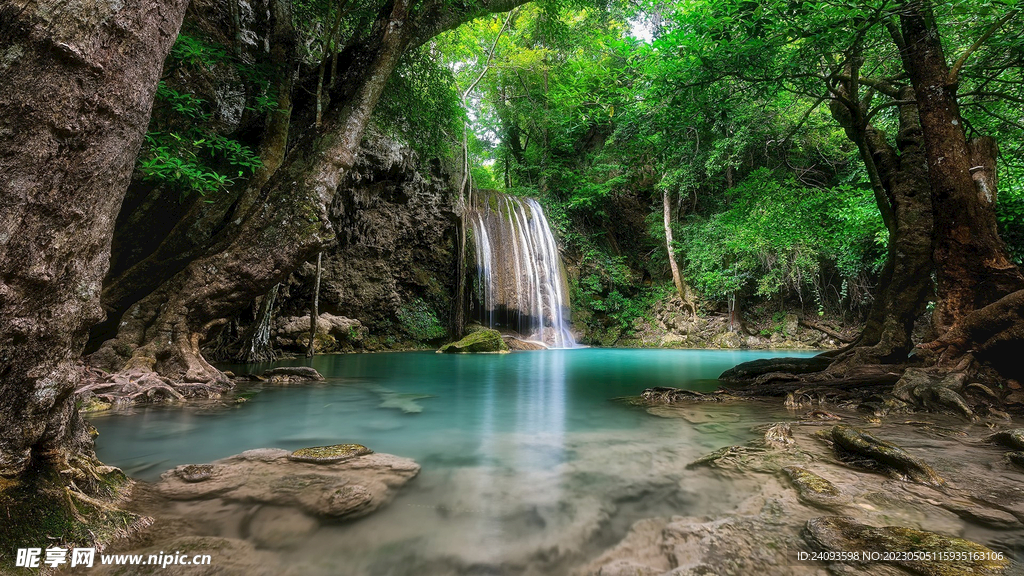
[397, 298, 447, 342]
[678, 170, 884, 308]
[374, 46, 464, 159]
[138, 34, 264, 198]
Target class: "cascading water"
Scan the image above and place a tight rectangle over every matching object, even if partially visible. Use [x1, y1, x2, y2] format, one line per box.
[469, 190, 576, 349]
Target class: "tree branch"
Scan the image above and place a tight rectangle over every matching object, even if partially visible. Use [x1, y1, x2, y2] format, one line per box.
[948, 8, 1020, 86]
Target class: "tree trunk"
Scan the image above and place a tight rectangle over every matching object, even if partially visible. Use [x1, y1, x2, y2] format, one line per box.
[236, 284, 279, 363]
[899, 0, 1024, 332]
[663, 189, 696, 318]
[0, 8, 188, 551]
[307, 253, 322, 357]
[90, 0, 532, 390]
[91, 0, 297, 347]
[0, 0, 188, 477]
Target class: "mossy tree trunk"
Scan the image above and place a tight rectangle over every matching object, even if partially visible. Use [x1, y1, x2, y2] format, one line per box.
[0, 0, 188, 518]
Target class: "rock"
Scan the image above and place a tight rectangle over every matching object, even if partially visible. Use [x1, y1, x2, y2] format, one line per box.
[582, 515, 812, 576]
[276, 313, 366, 340]
[783, 313, 799, 335]
[638, 387, 721, 405]
[288, 444, 372, 464]
[259, 366, 325, 382]
[155, 448, 419, 519]
[246, 506, 319, 549]
[783, 466, 847, 508]
[504, 336, 547, 350]
[437, 329, 509, 353]
[712, 331, 743, 348]
[176, 464, 215, 483]
[987, 429, 1024, 451]
[658, 333, 687, 347]
[827, 425, 944, 486]
[1005, 451, 1024, 470]
[805, 516, 1009, 576]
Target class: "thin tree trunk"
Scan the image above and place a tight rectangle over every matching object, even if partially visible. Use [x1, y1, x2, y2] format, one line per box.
[664, 189, 696, 319]
[0, 0, 189, 476]
[307, 253, 322, 357]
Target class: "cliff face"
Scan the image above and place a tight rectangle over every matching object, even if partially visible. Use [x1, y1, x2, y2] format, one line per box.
[276, 137, 460, 351]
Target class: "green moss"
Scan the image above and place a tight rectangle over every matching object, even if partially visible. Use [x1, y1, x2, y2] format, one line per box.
[437, 329, 509, 353]
[0, 463, 140, 573]
[288, 444, 372, 464]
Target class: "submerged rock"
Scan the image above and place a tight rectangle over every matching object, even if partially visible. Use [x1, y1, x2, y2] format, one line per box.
[246, 506, 319, 550]
[259, 366, 325, 382]
[638, 387, 721, 405]
[783, 466, 847, 508]
[155, 448, 418, 519]
[288, 444, 372, 464]
[827, 425, 944, 486]
[805, 516, 1009, 576]
[437, 329, 509, 353]
[762, 423, 794, 449]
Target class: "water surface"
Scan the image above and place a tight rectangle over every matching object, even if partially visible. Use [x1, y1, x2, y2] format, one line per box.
[92, 349, 822, 574]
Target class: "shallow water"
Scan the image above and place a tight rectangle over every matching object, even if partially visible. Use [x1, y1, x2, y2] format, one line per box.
[93, 349, 813, 481]
[92, 348, 1023, 575]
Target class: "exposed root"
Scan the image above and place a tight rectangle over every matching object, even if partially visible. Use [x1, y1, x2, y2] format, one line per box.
[76, 364, 228, 407]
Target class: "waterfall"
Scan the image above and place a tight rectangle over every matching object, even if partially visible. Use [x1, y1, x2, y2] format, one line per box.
[469, 190, 576, 349]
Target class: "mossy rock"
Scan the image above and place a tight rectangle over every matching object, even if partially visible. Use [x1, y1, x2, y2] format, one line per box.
[288, 444, 372, 464]
[437, 329, 509, 353]
[828, 425, 944, 486]
[783, 466, 847, 508]
[176, 464, 215, 483]
[805, 516, 1009, 576]
[988, 429, 1024, 451]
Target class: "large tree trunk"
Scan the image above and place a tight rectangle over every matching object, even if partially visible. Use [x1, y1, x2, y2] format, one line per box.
[0, 0, 188, 476]
[899, 0, 1024, 332]
[842, 89, 935, 363]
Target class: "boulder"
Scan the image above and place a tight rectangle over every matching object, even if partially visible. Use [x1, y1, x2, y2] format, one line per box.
[783, 313, 799, 334]
[504, 336, 547, 351]
[155, 448, 419, 519]
[274, 313, 366, 350]
[437, 329, 509, 353]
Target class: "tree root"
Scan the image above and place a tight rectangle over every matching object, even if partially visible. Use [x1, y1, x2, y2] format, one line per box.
[76, 365, 228, 406]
